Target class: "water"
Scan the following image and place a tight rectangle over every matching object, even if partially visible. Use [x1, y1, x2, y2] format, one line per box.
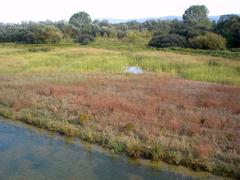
[126, 66, 144, 74]
[0, 118, 219, 180]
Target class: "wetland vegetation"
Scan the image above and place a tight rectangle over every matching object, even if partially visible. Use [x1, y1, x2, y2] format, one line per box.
[0, 4, 239, 179]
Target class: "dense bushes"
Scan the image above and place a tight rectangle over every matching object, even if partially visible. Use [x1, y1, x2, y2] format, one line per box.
[0, 24, 63, 44]
[148, 34, 187, 48]
[189, 33, 226, 50]
[215, 15, 240, 48]
[148, 32, 227, 50]
[0, 7, 239, 49]
[75, 34, 95, 45]
[41, 26, 63, 43]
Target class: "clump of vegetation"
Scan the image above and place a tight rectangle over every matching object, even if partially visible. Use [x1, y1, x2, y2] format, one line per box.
[79, 113, 91, 126]
[215, 15, 240, 48]
[208, 59, 219, 66]
[189, 32, 226, 50]
[28, 47, 52, 52]
[126, 142, 144, 158]
[75, 34, 95, 45]
[148, 34, 187, 48]
[122, 122, 135, 133]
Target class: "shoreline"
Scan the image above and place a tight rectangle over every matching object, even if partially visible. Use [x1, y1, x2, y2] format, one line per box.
[0, 109, 238, 179]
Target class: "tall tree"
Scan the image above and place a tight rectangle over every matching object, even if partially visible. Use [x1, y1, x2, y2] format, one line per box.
[183, 5, 211, 30]
[69, 11, 92, 28]
[215, 15, 240, 48]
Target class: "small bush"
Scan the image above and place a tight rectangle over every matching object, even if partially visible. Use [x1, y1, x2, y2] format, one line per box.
[208, 59, 219, 66]
[148, 142, 165, 160]
[79, 113, 91, 126]
[122, 122, 135, 133]
[75, 34, 95, 45]
[148, 34, 187, 48]
[126, 142, 144, 158]
[163, 150, 183, 165]
[108, 141, 126, 152]
[189, 32, 226, 50]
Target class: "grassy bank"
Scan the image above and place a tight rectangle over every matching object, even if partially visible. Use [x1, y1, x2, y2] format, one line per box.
[0, 42, 239, 178]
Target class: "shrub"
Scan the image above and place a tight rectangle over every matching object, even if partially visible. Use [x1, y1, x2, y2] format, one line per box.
[148, 34, 187, 48]
[148, 142, 165, 160]
[122, 122, 135, 133]
[126, 142, 144, 158]
[79, 113, 91, 126]
[125, 31, 139, 43]
[189, 32, 226, 50]
[42, 26, 63, 43]
[75, 34, 95, 45]
[117, 30, 126, 39]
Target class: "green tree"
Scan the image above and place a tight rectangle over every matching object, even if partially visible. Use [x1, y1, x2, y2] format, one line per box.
[183, 5, 211, 30]
[170, 21, 204, 39]
[215, 15, 240, 48]
[42, 26, 63, 43]
[69, 11, 92, 29]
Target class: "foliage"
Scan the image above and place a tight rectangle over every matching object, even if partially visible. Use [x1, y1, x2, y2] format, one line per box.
[75, 34, 95, 45]
[0, 23, 63, 44]
[170, 21, 204, 39]
[189, 32, 226, 50]
[148, 34, 187, 48]
[215, 15, 240, 48]
[183, 5, 211, 30]
[42, 26, 63, 43]
[69, 11, 92, 29]
[0, 6, 238, 49]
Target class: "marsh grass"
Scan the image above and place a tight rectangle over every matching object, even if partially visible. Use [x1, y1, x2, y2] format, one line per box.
[0, 41, 240, 178]
[0, 74, 239, 178]
[0, 42, 239, 84]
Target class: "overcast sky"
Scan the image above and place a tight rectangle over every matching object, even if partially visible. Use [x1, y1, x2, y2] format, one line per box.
[0, 0, 239, 23]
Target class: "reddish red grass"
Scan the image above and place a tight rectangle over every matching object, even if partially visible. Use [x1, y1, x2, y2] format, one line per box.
[1, 76, 239, 154]
[198, 85, 240, 114]
[195, 143, 213, 158]
[187, 123, 201, 136]
[168, 118, 182, 133]
[37, 85, 86, 98]
[12, 99, 32, 111]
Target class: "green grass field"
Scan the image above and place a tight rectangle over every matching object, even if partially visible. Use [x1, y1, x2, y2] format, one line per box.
[0, 39, 239, 85]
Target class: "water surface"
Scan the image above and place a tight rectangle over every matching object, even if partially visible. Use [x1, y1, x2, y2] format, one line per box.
[126, 66, 144, 74]
[0, 118, 220, 180]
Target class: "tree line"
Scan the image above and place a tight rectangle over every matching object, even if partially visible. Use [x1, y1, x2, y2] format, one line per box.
[0, 5, 239, 50]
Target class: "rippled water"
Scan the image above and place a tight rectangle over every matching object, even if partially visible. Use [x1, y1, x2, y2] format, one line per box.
[0, 118, 220, 180]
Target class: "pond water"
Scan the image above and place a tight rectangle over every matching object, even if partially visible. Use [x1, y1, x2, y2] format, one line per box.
[126, 66, 144, 74]
[0, 118, 220, 180]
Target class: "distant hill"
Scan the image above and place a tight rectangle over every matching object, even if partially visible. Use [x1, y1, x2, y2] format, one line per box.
[96, 15, 239, 24]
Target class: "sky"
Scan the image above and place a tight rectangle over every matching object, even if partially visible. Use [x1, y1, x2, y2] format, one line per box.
[0, 0, 239, 23]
